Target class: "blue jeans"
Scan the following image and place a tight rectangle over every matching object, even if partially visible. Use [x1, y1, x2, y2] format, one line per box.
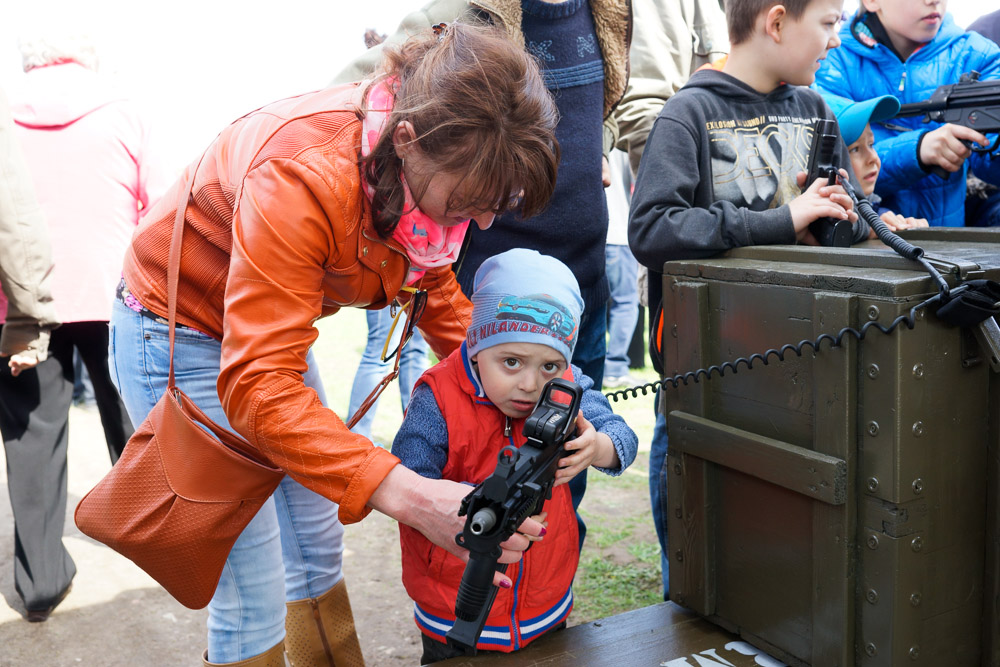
[604, 245, 639, 379]
[346, 306, 428, 442]
[649, 401, 670, 598]
[108, 300, 344, 661]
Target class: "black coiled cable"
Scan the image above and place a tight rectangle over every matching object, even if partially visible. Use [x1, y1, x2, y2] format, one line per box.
[606, 293, 940, 403]
[840, 177, 950, 298]
[607, 175, 950, 403]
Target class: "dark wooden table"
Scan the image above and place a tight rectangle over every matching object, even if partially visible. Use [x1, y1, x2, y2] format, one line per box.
[438, 602, 786, 666]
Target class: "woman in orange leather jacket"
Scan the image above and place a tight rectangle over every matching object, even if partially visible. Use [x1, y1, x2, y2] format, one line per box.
[109, 24, 559, 667]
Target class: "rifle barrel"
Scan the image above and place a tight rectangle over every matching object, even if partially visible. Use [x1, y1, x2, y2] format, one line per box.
[896, 80, 1000, 118]
[896, 101, 945, 117]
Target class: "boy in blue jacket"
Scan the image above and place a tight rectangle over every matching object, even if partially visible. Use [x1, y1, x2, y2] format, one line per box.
[815, 1, 1000, 227]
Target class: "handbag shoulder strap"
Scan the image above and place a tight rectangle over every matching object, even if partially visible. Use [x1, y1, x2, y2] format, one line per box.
[166, 156, 204, 389]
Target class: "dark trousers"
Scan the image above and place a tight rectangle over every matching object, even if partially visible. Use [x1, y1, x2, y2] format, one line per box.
[0, 321, 133, 609]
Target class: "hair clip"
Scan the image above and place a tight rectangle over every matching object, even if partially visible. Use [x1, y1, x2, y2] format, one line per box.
[431, 22, 449, 40]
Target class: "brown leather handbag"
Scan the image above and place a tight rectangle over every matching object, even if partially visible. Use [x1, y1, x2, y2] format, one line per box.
[74, 171, 285, 610]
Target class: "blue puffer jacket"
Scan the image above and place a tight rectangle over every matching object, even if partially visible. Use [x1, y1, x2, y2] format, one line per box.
[815, 13, 1000, 227]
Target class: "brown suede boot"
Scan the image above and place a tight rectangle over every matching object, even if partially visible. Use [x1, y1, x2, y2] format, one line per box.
[284, 579, 365, 666]
[201, 641, 286, 666]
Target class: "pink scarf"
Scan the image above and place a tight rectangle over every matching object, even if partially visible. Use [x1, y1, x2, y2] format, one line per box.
[360, 78, 470, 286]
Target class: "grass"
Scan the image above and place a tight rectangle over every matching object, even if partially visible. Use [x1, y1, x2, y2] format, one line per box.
[573, 456, 665, 621]
[310, 308, 665, 622]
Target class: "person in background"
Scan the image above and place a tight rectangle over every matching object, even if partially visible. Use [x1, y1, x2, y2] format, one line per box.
[603, 148, 639, 389]
[111, 24, 558, 666]
[0, 84, 63, 623]
[1, 34, 169, 623]
[815, 0, 1000, 227]
[7, 35, 170, 463]
[968, 8, 1000, 47]
[392, 249, 637, 662]
[629, 0, 867, 599]
[346, 306, 429, 443]
[615, 0, 729, 177]
[821, 92, 929, 231]
[613, 0, 729, 600]
[966, 9, 1000, 227]
[346, 27, 430, 444]
[332, 0, 632, 551]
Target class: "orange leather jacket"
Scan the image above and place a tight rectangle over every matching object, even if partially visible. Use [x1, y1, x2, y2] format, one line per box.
[122, 83, 472, 523]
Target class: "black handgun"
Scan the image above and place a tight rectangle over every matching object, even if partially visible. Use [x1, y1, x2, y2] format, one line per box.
[445, 377, 583, 654]
[805, 118, 853, 247]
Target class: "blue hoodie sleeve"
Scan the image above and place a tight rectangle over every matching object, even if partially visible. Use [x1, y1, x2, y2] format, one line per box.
[572, 366, 638, 476]
[391, 384, 449, 480]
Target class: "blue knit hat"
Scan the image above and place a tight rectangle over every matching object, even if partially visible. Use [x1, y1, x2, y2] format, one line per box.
[822, 92, 900, 146]
[466, 249, 583, 365]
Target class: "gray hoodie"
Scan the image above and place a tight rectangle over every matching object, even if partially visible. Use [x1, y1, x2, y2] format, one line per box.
[629, 68, 868, 311]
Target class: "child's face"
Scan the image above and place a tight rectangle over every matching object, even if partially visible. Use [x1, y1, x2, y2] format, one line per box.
[777, 0, 844, 86]
[861, 0, 946, 58]
[473, 342, 568, 419]
[848, 124, 881, 197]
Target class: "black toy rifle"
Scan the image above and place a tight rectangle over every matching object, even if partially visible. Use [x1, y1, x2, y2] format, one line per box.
[805, 118, 853, 247]
[445, 377, 583, 654]
[894, 70, 1000, 179]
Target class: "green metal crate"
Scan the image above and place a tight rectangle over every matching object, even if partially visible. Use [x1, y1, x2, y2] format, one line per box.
[661, 230, 1000, 666]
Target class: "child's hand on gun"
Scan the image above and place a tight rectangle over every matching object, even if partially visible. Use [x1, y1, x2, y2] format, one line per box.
[791, 168, 858, 244]
[919, 124, 990, 174]
[554, 413, 619, 486]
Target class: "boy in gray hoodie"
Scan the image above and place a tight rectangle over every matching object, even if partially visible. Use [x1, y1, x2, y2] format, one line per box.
[628, 0, 870, 599]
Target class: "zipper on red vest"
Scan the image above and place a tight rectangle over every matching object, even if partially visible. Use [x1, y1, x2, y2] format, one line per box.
[510, 552, 526, 650]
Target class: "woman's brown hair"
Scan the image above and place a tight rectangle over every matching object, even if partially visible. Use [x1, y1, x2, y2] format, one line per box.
[360, 22, 560, 236]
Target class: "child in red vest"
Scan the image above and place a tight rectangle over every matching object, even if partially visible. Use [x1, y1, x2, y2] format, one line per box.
[392, 248, 638, 663]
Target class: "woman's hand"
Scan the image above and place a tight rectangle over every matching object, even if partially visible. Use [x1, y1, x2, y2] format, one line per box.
[554, 413, 618, 486]
[368, 465, 545, 588]
[522, 511, 548, 544]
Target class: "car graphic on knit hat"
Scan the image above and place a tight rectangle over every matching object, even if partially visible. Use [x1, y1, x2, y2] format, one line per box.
[496, 294, 578, 340]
